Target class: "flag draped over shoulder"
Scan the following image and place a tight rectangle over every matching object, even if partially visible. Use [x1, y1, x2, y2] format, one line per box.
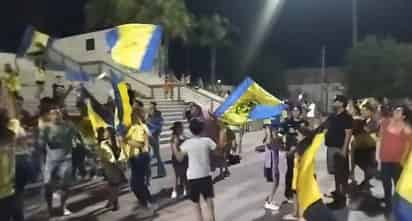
[214, 77, 286, 125]
[109, 72, 132, 135]
[296, 133, 336, 221]
[81, 87, 113, 135]
[17, 26, 52, 57]
[394, 147, 412, 221]
[106, 24, 162, 72]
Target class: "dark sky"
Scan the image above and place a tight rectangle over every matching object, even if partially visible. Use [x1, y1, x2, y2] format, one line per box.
[2, 0, 412, 68]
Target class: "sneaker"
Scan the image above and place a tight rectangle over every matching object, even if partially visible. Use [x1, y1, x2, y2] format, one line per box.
[284, 198, 294, 204]
[283, 214, 298, 220]
[147, 203, 159, 211]
[63, 207, 73, 216]
[183, 189, 187, 196]
[171, 190, 178, 199]
[264, 201, 280, 211]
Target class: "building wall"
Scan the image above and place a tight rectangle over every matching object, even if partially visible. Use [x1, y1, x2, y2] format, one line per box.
[53, 29, 110, 63]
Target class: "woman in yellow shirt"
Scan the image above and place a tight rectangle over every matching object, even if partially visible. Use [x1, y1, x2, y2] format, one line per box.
[124, 108, 155, 209]
[97, 127, 126, 211]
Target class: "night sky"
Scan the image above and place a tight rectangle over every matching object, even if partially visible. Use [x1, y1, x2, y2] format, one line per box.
[2, 0, 412, 69]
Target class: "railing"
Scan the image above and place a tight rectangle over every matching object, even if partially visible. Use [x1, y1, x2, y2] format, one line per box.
[46, 47, 154, 98]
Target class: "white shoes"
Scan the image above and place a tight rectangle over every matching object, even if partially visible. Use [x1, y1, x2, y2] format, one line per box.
[264, 201, 280, 211]
[183, 189, 187, 196]
[171, 190, 178, 199]
[63, 207, 73, 216]
[283, 214, 298, 220]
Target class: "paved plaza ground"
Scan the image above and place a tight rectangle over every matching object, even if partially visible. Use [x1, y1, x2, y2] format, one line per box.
[26, 130, 388, 221]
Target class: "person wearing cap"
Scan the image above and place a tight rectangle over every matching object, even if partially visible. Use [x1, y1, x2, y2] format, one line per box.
[147, 101, 166, 177]
[325, 95, 353, 209]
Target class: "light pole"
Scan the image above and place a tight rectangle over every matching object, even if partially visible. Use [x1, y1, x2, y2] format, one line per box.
[352, 0, 358, 46]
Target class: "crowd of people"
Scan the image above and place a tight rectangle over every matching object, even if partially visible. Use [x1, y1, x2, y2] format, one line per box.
[0, 63, 242, 221]
[261, 94, 412, 220]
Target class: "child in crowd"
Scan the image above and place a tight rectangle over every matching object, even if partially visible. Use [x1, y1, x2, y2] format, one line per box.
[170, 122, 188, 199]
[97, 127, 126, 211]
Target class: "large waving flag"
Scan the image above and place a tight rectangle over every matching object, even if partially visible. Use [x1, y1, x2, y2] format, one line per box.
[109, 71, 132, 135]
[296, 133, 336, 221]
[214, 77, 286, 125]
[17, 26, 52, 57]
[81, 87, 113, 135]
[394, 147, 412, 221]
[106, 24, 162, 72]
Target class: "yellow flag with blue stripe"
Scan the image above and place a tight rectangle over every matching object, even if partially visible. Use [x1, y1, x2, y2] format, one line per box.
[214, 77, 285, 125]
[106, 24, 162, 72]
[82, 87, 113, 136]
[394, 145, 412, 221]
[296, 133, 336, 221]
[18, 26, 52, 57]
[109, 71, 132, 135]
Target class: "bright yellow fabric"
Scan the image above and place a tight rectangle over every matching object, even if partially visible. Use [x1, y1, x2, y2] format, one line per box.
[397, 143, 412, 203]
[118, 82, 132, 128]
[5, 72, 21, 93]
[0, 144, 15, 199]
[221, 82, 281, 125]
[111, 24, 156, 69]
[124, 123, 149, 159]
[87, 100, 109, 136]
[297, 133, 325, 217]
[27, 30, 49, 55]
[97, 140, 126, 163]
[292, 154, 299, 191]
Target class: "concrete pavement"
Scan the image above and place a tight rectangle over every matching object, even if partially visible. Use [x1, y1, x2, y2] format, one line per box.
[26, 130, 388, 221]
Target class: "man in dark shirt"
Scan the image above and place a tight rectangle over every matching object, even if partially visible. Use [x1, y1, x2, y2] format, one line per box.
[325, 95, 353, 209]
[280, 106, 308, 202]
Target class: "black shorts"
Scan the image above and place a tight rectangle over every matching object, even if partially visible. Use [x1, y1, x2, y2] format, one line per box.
[188, 176, 214, 203]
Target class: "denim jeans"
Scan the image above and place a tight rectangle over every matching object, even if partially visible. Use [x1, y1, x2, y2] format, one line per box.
[381, 162, 402, 209]
[129, 153, 152, 207]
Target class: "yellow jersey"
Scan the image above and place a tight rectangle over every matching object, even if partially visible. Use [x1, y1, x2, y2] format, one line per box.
[123, 123, 150, 159]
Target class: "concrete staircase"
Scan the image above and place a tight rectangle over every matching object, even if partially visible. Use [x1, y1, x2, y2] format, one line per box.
[142, 99, 189, 145]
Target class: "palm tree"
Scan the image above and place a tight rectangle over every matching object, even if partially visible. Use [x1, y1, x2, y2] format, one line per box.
[195, 14, 232, 86]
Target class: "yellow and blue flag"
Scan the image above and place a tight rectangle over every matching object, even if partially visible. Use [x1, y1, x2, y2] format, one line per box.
[109, 71, 132, 135]
[214, 77, 286, 125]
[394, 147, 412, 221]
[106, 24, 163, 72]
[296, 133, 336, 221]
[81, 87, 113, 135]
[17, 26, 52, 57]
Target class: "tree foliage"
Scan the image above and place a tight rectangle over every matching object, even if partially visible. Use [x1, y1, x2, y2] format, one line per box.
[345, 36, 412, 98]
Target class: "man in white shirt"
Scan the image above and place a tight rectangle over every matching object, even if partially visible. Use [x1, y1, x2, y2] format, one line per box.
[172, 118, 217, 221]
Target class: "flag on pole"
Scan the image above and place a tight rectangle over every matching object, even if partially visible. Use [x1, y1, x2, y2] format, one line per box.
[17, 26, 52, 57]
[106, 24, 162, 72]
[109, 71, 132, 135]
[214, 77, 285, 125]
[394, 147, 412, 221]
[81, 87, 113, 135]
[295, 133, 336, 221]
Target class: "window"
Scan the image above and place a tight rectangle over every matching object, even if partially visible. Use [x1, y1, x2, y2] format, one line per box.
[86, 38, 95, 51]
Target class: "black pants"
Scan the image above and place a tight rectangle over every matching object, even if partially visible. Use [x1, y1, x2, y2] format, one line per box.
[381, 162, 402, 209]
[285, 154, 294, 199]
[129, 153, 153, 207]
[0, 194, 15, 221]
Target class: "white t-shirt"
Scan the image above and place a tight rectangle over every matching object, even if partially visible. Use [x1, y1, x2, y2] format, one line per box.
[180, 136, 217, 180]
